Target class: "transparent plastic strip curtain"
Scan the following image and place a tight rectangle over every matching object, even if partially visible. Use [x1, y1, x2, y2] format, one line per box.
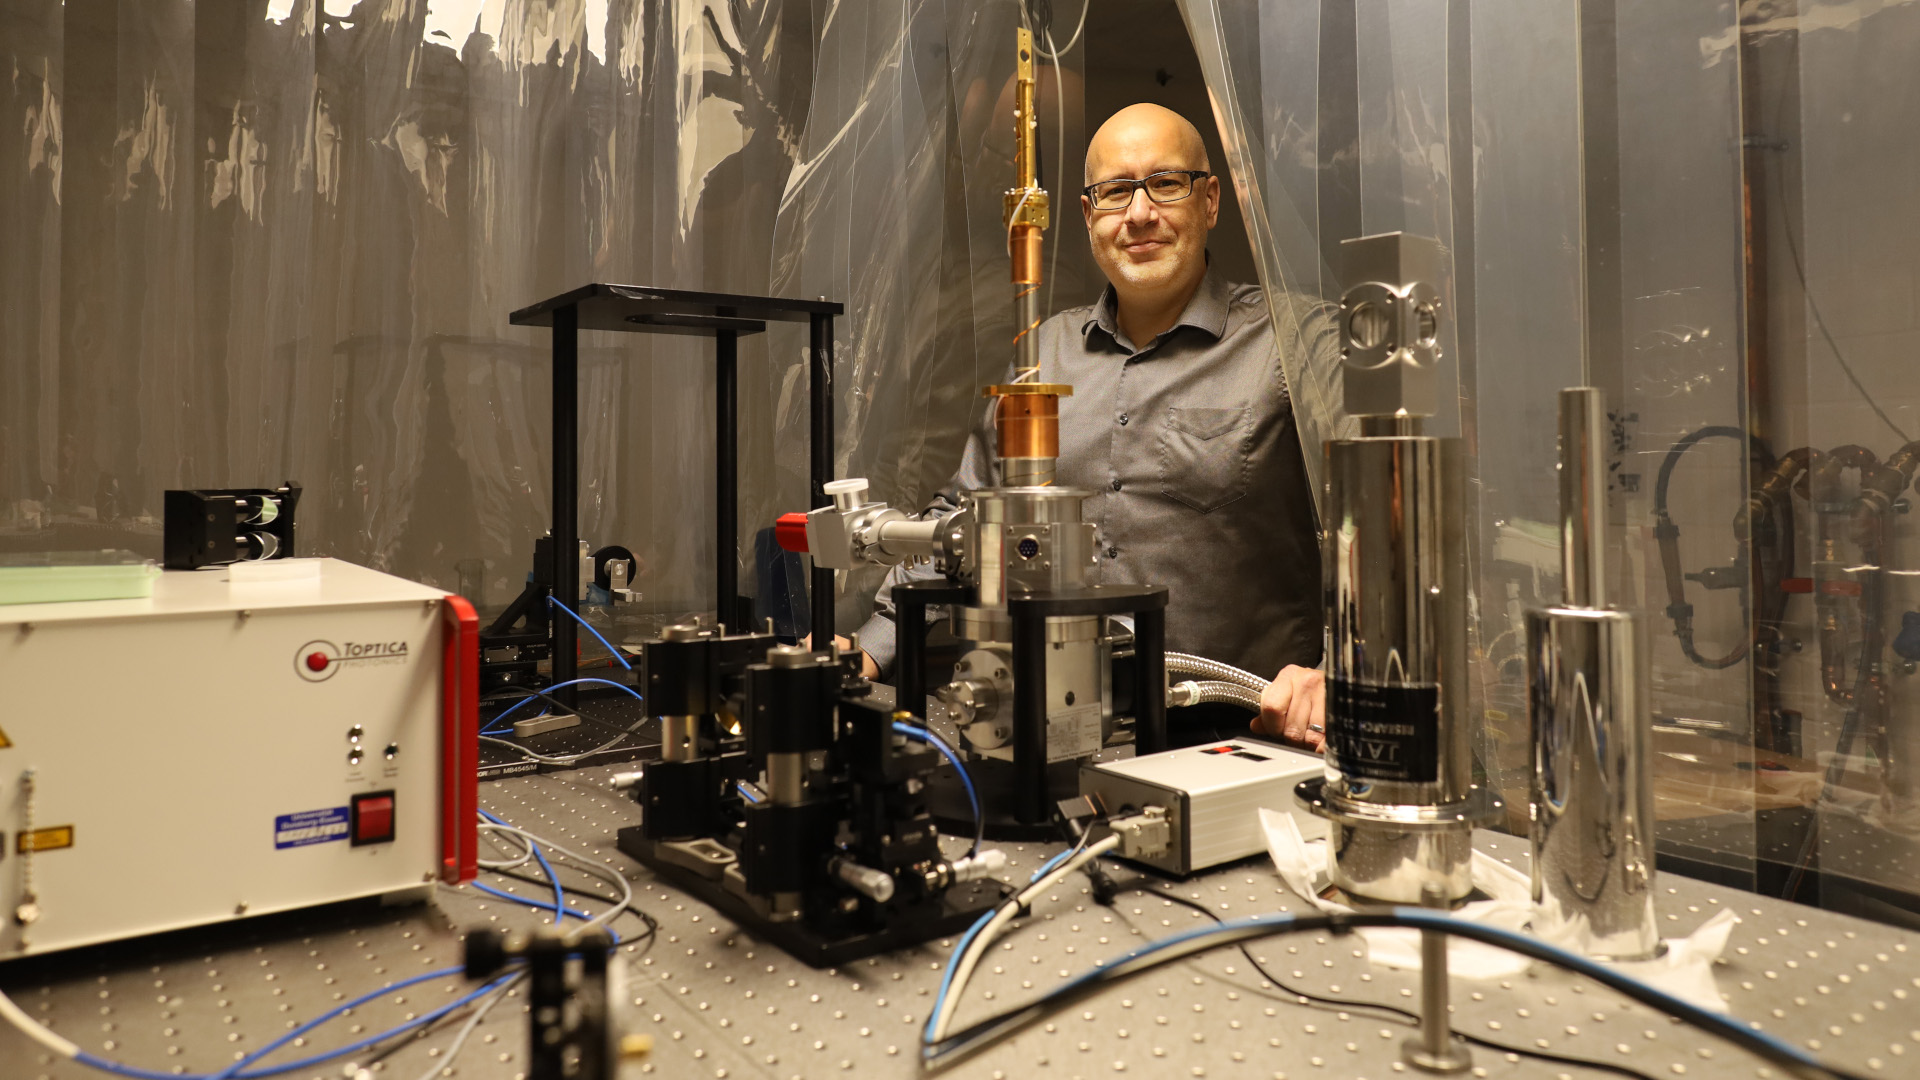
[1783, 0, 1920, 908]
[0, 0, 1084, 635]
[1179, 0, 1767, 884]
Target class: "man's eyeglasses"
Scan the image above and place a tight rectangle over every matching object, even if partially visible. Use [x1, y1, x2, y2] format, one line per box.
[1082, 170, 1211, 211]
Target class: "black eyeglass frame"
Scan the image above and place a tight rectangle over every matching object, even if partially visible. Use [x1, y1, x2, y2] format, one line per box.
[1081, 170, 1212, 210]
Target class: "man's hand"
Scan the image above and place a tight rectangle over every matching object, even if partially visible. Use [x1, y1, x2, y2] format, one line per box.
[1253, 665, 1326, 752]
[802, 633, 880, 680]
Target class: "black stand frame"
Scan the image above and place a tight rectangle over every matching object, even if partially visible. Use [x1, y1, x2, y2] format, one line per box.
[510, 285, 843, 703]
[889, 579, 1171, 827]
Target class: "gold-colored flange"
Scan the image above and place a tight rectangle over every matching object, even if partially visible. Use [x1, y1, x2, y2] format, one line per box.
[983, 383, 1072, 397]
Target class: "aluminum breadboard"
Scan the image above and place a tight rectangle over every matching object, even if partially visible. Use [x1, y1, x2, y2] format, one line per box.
[6, 763, 1920, 1079]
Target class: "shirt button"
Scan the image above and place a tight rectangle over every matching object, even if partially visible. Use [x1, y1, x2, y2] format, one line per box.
[1118, 413, 1129, 426]
[1106, 546, 1120, 559]
[1110, 479, 1122, 492]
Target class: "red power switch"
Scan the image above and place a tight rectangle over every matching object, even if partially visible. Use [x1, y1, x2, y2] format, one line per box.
[775, 512, 810, 553]
[351, 792, 396, 846]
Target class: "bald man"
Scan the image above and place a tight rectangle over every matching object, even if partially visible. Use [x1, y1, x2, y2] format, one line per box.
[853, 103, 1329, 751]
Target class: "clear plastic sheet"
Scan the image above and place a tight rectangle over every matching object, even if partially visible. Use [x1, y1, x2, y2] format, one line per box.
[1183, 0, 1920, 910]
[1176, 0, 1754, 883]
[0, 0, 1089, 636]
[1784, 0, 1920, 910]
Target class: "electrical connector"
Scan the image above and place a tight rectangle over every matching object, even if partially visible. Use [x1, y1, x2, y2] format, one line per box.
[1108, 806, 1171, 859]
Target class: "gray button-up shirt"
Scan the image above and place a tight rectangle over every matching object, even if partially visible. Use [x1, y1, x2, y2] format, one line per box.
[858, 268, 1327, 679]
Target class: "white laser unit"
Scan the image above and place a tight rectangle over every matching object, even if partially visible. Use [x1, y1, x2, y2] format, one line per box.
[1080, 739, 1327, 875]
[0, 557, 479, 957]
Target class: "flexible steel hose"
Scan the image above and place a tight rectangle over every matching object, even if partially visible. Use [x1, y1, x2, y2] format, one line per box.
[1165, 651, 1269, 692]
[1168, 679, 1263, 712]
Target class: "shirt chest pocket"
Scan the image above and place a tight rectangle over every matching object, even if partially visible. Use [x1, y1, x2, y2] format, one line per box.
[1158, 405, 1250, 513]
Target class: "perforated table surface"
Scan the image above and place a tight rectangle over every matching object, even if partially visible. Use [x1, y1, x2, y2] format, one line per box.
[6, 764, 1917, 1080]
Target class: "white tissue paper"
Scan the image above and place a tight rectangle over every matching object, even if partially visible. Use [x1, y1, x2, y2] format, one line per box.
[1258, 808, 1735, 1010]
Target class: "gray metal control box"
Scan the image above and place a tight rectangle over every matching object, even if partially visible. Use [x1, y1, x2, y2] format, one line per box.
[1080, 739, 1328, 876]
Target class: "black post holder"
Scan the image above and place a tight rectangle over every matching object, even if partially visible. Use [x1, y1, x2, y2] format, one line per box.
[889, 579, 1171, 838]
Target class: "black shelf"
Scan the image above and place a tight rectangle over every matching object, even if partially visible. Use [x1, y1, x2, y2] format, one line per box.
[509, 284, 843, 701]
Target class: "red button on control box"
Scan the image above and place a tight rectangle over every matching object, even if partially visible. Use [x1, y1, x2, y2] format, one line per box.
[351, 792, 395, 846]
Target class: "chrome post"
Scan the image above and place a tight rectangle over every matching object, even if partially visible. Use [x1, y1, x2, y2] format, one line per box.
[1527, 387, 1659, 959]
[1402, 882, 1472, 1074]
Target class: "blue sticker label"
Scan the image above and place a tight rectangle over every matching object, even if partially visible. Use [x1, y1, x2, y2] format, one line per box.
[275, 807, 351, 850]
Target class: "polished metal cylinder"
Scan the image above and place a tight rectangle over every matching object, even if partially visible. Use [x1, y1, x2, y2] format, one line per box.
[1314, 435, 1479, 904]
[1012, 275, 1042, 375]
[1526, 606, 1658, 958]
[1402, 882, 1471, 1074]
[1558, 388, 1607, 608]
[765, 751, 807, 806]
[660, 716, 699, 763]
[969, 487, 1094, 607]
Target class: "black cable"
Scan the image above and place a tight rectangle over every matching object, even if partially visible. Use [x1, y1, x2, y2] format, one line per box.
[1653, 425, 1757, 670]
[930, 909, 1865, 1080]
[1767, 152, 1911, 444]
[1109, 883, 1660, 1080]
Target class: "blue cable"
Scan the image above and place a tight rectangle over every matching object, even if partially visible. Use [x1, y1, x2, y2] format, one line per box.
[223, 972, 519, 1079]
[61, 964, 504, 1080]
[479, 808, 564, 924]
[923, 842, 1085, 1045]
[892, 721, 982, 856]
[926, 907, 1848, 1079]
[480, 676, 644, 735]
[547, 595, 632, 669]
[207, 963, 471, 1080]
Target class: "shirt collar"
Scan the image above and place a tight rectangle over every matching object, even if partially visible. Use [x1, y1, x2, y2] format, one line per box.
[1081, 261, 1233, 350]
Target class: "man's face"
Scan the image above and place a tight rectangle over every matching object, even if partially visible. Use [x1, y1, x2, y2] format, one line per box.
[1081, 119, 1219, 300]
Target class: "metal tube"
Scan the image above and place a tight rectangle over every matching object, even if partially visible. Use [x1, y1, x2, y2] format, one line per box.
[1401, 882, 1471, 1074]
[810, 313, 836, 648]
[1013, 277, 1042, 379]
[660, 716, 699, 763]
[1528, 383, 1657, 960]
[551, 304, 579, 705]
[766, 752, 806, 805]
[1559, 388, 1607, 608]
[874, 517, 943, 558]
[716, 329, 738, 630]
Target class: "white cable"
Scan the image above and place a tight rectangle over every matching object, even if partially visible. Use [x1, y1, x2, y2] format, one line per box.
[477, 823, 635, 936]
[476, 827, 537, 871]
[1045, 26, 1068, 314]
[478, 726, 640, 766]
[1031, 0, 1090, 59]
[929, 835, 1120, 1040]
[0, 985, 79, 1058]
[408, 972, 523, 1080]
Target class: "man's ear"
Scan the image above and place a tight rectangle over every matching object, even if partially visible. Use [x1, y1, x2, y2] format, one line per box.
[1205, 175, 1221, 229]
[1081, 193, 1094, 230]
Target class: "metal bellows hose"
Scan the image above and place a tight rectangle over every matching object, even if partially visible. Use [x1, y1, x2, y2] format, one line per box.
[1165, 651, 1269, 692]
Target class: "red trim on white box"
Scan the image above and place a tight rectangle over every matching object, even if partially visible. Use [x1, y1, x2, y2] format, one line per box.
[441, 596, 480, 883]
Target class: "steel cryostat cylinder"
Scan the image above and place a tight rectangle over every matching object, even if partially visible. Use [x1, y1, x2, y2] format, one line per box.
[1306, 434, 1483, 904]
